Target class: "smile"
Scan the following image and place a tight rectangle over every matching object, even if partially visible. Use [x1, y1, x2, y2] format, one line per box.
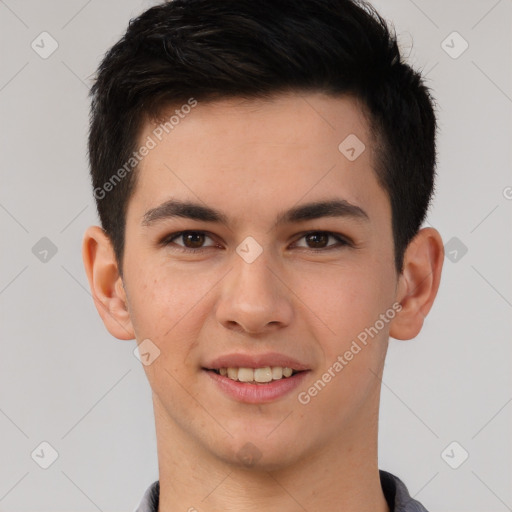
[209, 366, 301, 384]
[203, 367, 310, 404]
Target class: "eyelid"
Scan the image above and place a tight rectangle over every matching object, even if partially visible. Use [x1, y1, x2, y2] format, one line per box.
[161, 230, 219, 248]
[160, 230, 352, 252]
[290, 231, 352, 249]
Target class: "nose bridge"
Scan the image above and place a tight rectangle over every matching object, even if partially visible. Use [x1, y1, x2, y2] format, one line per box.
[216, 242, 292, 332]
[230, 244, 277, 309]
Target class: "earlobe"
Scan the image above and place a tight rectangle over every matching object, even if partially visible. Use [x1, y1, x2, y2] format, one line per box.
[389, 227, 444, 341]
[82, 225, 135, 340]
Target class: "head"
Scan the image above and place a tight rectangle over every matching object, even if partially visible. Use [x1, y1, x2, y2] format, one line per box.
[83, 0, 443, 472]
[88, 0, 438, 277]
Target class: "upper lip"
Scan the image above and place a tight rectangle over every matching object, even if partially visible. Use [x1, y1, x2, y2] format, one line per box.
[203, 352, 310, 371]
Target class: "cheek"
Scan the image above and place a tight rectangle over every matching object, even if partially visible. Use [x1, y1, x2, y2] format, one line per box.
[296, 269, 390, 416]
[296, 262, 394, 407]
[126, 267, 215, 388]
[297, 262, 391, 343]
[125, 260, 214, 342]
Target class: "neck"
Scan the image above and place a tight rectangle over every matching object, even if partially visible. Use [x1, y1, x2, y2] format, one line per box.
[153, 393, 389, 512]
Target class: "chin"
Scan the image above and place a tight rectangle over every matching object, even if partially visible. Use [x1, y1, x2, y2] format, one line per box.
[211, 434, 304, 472]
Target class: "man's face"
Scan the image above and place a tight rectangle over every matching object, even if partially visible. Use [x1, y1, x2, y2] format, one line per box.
[122, 92, 399, 468]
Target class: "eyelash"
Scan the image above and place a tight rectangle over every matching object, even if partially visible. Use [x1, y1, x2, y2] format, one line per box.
[159, 230, 352, 254]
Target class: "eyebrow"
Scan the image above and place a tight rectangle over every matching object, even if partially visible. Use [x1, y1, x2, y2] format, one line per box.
[141, 198, 369, 228]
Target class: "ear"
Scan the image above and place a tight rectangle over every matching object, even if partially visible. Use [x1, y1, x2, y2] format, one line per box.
[82, 225, 135, 340]
[389, 227, 444, 340]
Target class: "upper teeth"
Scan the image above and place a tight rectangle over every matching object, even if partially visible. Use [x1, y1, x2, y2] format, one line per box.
[217, 366, 295, 383]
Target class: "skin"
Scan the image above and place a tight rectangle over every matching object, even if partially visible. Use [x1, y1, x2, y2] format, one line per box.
[83, 91, 444, 512]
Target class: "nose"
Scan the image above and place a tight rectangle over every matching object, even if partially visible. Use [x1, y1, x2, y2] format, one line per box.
[215, 248, 293, 335]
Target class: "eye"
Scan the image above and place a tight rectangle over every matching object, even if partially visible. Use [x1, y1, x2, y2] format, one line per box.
[160, 230, 351, 253]
[161, 231, 218, 251]
[292, 231, 350, 250]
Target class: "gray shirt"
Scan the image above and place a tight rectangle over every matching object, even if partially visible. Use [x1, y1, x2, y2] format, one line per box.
[133, 470, 429, 511]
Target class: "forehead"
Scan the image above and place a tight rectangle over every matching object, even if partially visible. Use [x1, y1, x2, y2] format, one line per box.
[129, 92, 388, 229]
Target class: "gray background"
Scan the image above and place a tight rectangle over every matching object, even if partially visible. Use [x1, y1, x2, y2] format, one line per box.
[0, 0, 511, 510]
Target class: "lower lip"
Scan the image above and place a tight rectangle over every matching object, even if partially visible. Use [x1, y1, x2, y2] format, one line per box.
[203, 369, 310, 404]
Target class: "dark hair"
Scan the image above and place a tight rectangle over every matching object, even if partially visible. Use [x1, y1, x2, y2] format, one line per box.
[88, 0, 438, 275]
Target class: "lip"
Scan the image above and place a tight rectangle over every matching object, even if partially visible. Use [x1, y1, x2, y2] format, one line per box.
[202, 352, 310, 371]
[203, 368, 310, 404]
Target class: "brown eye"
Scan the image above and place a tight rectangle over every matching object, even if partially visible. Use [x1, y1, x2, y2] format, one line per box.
[182, 232, 206, 248]
[305, 232, 329, 248]
[293, 231, 350, 250]
[162, 231, 217, 251]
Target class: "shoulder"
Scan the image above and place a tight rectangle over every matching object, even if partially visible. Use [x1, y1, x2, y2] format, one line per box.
[380, 470, 430, 512]
[133, 480, 159, 512]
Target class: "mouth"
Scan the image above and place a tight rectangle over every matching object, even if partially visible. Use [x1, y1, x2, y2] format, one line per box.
[204, 366, 304, 385]
[202, 365, 310, 403]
